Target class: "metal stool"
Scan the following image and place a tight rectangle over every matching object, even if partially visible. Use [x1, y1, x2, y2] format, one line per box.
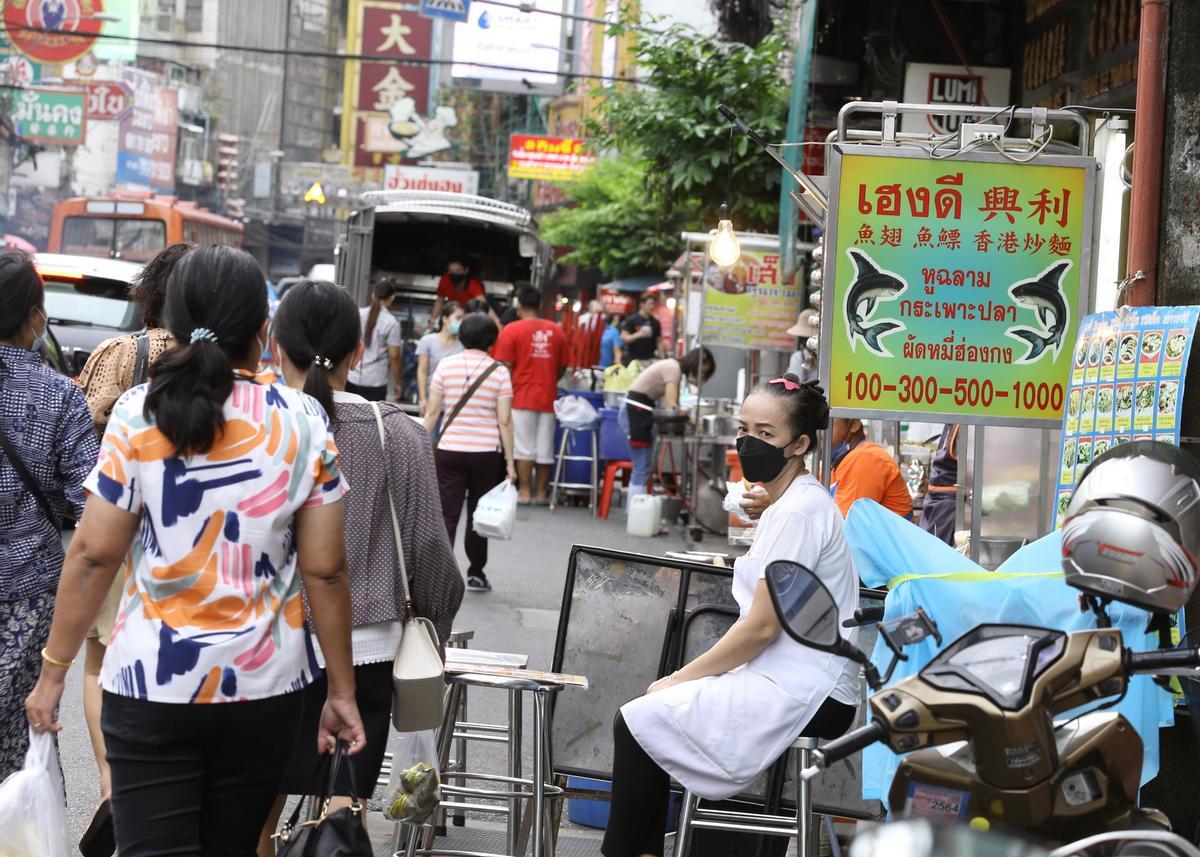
[672, 736, 839, 857]
[549, 422, 598, 514]
[397, 673, 568, 857]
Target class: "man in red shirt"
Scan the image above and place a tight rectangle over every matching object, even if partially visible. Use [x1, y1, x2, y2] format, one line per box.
[495, 286, 569, 504]
[431, 258, 497, 329]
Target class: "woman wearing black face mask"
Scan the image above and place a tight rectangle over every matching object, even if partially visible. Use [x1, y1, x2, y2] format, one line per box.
[602, 374, 861, 857]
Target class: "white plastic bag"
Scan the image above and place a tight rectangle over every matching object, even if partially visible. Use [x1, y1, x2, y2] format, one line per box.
[0, 729, 72, 857]
[473, 480, 517, 540]
[554, 395, 599, 427]
[385, 730, 441, 825]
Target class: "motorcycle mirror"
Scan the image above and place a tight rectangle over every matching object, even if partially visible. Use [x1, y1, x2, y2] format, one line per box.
[767, 560, 883, 690]
[765, 560, 842, 651]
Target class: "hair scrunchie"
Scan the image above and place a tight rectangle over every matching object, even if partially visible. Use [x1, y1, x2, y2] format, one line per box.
[190, 327, 218, 344]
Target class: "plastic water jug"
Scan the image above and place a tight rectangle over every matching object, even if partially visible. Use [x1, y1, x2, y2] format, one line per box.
[626, 495, 663, 537]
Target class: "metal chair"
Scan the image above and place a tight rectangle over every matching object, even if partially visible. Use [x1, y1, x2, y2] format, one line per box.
[396, 672, 569, 857]
[672, 736, 840, 857]
[549, 422, 599, 514]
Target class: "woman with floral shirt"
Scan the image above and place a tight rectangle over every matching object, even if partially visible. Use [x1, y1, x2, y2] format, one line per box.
[25, 245, 365, 857]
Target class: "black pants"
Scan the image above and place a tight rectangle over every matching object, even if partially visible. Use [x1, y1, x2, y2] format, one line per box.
[346, 381, 387, 401]
[101, 690, 304, 857]
[435, 448, 503, 576]
[602, 698, 857, 857]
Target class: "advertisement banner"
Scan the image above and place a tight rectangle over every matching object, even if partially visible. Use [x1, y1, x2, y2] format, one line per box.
[384, 164, 479, 194]
[2, 0, 104, 64]
[420, 0, 470, 22]
[701, 251, 798, 352]
[900, 64, 1012, 135]
[116, 68, 177, 193]
[12, 86, 85, 144]
[1052, 306, 1200, 527]
[508, 134, 595, 182]
[822, 145, 1094, 427]
[451, 0, 563, 93]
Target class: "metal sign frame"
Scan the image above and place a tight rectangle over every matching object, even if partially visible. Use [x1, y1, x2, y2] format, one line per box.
[818, 143, 1097, 429]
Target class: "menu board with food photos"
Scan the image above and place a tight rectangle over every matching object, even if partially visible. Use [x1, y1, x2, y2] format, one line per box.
[1054, 305, 1200, 527]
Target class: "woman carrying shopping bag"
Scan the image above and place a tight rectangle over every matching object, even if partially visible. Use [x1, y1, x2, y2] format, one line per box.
[424, 313, 516, 593]
[0, 251, 97, 782]
[259, 279, 464, 854]
[24, 246, 365, 857]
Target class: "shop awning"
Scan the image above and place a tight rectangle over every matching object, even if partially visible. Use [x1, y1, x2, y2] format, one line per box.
[601, 274, 662, 293]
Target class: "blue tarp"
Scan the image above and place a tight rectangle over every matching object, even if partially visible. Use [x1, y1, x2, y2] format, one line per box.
[844, 499, 1175, 805]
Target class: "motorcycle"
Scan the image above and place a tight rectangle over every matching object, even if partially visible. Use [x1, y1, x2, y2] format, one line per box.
[764, 559, 1200, 852]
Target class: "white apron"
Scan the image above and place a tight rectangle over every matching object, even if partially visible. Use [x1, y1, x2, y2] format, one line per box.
[622, 475, 859, 800]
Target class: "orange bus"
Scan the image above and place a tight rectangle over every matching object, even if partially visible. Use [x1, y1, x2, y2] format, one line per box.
[47, 193, 243, 262]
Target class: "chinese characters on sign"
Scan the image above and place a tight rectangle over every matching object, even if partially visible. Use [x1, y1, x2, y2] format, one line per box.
[824, 147, 1094, 425]
[508, 134, 596, 182]
[12, 86, 86, 145]
[701, 251, 799, 352]
[347, 1, 432, 167]
[1052, 306, 1199, 526]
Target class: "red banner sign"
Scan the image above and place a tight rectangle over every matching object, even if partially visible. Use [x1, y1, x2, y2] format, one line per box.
[72, 78, 133, 121]
[351, 3, 432, 168]
[3, 0, 104, 64]
[508, 134, 596, 182]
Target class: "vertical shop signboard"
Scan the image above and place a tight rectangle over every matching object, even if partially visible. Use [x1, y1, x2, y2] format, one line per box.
[701, 250, 799, 352]
[1052, 306, 1200, 526]
[821, 145, 1095, 427]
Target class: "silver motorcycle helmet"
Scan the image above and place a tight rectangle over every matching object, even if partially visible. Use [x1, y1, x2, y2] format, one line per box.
[1062, 440, 1200, 614]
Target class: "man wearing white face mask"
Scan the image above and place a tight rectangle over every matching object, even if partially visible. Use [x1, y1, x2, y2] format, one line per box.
[0, 250, 97, 782]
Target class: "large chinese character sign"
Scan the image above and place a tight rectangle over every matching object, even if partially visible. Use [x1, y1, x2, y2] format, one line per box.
[821, 145, 1095, 427]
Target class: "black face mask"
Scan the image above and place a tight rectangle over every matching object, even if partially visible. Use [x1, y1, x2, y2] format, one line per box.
[736, 434, 797, 484]
[449, 273, 466, 286]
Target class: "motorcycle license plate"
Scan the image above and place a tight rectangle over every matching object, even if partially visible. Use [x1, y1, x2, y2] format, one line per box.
[904, 782, 970, 822]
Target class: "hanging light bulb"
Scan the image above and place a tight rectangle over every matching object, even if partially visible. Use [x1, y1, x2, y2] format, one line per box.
[708, 203, 741, 267]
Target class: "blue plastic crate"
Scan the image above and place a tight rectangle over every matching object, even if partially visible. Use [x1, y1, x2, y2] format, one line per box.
[566, 775, 679, 831]
[599, 407, 631, 461]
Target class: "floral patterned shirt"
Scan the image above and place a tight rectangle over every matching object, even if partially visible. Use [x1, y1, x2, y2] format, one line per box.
[85, 369, 348, 703]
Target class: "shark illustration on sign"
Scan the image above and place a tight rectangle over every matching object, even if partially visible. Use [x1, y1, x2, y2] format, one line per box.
[842, 248, 907, 357]
[1006, 260, 1072, 364]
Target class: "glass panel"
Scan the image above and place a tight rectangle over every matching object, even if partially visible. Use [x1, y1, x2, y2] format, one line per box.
[946, 634, 1036, 697]
[44, 282, 139, 330]
[61, 216, 115, 258]
[114, 220, 166, 262]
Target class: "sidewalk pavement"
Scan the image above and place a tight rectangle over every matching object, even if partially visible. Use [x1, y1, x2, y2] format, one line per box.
[54, 501, 700, 850]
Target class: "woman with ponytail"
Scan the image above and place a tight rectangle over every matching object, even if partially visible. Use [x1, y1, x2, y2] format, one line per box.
[346, 278, 402, 401]
[260, 280, 463, 851]
[602, 375, 861, 857]
[25, 245, 365, 857]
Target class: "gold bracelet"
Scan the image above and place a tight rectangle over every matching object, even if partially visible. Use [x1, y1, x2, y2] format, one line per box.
[41, 647, 73, 668]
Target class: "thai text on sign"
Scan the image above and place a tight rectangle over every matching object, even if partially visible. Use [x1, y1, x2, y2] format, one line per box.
[822, 146, 1094, 426]
[508, 134, 596, 182]
[701, 251, 799, 352]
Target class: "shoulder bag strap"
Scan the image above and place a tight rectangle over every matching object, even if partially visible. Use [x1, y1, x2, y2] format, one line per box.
[132, 332, 151, 386]
[0, 422, 58, 529]
[370, 402, 413, 610]
[435, 360, 500, 450]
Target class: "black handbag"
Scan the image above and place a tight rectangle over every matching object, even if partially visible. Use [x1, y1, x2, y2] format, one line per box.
[274, 741, 373, 857]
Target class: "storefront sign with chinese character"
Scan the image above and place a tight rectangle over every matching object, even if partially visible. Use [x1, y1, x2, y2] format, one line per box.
[344, 0, 433, 167]
[508, 134, 595, 182]
[701, 251, 799, 352]
[1051, 305, 1199, 526]
[821, 145, 1095, 427]
[12, 86, 86, 144]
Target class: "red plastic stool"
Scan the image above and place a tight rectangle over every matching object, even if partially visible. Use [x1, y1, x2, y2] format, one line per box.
[598, 460, 633, 520]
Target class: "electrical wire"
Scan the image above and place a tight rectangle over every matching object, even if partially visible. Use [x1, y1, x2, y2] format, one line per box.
[989, 126, 1055, 163]
[929, 0, 986, 104]
[0, 23, 630, 84]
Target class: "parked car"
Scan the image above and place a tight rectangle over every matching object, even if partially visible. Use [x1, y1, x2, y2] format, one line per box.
[35, 252, 144, 376]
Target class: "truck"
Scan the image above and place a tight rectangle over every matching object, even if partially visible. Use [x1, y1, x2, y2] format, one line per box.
[334, 190, 553, 317]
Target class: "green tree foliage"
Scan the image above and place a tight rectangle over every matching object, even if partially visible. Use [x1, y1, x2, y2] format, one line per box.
[587, 20, 791, 232]
[542, 21, 790, 280]
[541, 157, 688, 280]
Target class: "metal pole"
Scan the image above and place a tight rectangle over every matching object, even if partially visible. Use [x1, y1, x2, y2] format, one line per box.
[970, 425, 985, 565]
[1125, 0, 1169, 307]
[777, 0, 819, 281]
[273, 0, 294, 227]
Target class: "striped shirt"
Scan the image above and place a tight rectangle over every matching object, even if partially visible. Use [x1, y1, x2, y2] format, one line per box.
[432, 349, 512, 453]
